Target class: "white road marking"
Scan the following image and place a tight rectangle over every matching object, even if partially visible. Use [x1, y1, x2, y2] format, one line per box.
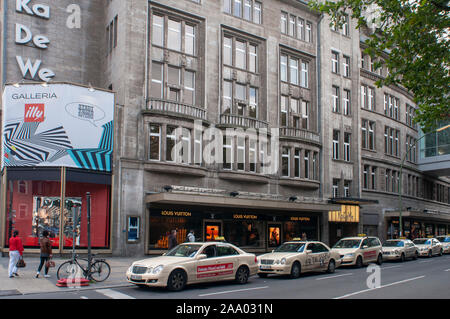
[316, 273, 353, 281]
[334, 275, 426, 299]
[80, 296, 88, 299]
[95, 288, 135, 299]
[380, 265, 403, 270]
[444, 269, 450, 272]
[419, 260, 433, 263]
[198, 286, 269, 297]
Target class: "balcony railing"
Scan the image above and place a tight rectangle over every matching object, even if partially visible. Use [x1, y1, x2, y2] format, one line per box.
[279, 127, 320, 144]
[146, 98, 206, 120]
[219, 114, 269, 130]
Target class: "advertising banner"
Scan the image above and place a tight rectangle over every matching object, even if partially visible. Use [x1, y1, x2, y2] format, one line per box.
[2, 83, 114, 171]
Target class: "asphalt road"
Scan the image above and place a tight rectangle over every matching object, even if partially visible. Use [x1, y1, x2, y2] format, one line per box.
[3, 254, 449, 300]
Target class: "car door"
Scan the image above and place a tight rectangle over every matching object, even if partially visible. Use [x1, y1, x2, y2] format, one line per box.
[304, 243, 315, 271]
[314, 243, 331, 270]
[432, 239, 440, 254]
[407, 241, 416, 258]
[195, 244, 220, 283]
[215, 244, 239, 280]
[361, 238, 373, 263]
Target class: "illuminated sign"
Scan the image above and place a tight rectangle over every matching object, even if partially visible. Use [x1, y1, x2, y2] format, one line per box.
[233, 214, 258, 220]
[328, 205, 360, 223]
[161, 210, 192, 217]
[290, 216, 311, 222]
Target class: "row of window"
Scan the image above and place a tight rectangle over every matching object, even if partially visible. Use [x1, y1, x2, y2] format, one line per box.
[332, 86, 351, 115]
[331, 51, 351, 77]
[330, 14, 350, 37]
[280, 96, 309, 129]
[280, 53, 309, 88]
[332, 131, 351, 162]
[332, 179, 352, 198]
[281, 147, 319, 180]
[280, 11, 313, 43]
[223, 0, 262, 24]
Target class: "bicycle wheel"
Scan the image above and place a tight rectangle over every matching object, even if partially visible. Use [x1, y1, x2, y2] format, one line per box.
[57, 261, 85, 280]
[89, 261, 111, 282]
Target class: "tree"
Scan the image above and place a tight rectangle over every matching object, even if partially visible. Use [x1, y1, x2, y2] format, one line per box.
[309, 0, 450, 131]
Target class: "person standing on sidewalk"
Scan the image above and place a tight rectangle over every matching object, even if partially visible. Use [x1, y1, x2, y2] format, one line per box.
[36, 230, 52, 278]
[168, 229, 178, 250]
[8, 230, 24, 278]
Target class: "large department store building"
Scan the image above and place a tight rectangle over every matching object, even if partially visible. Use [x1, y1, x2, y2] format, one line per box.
[0, 0, 449, 256]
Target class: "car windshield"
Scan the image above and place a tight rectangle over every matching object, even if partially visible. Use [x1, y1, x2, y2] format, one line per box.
[383, 241, 404, 247]
[165, 244, 202, 257]
[274, 243, 306, 253]
[333, 239, 361, 249]
[437, 237, 450, 243]
[413, 239, 430, 245]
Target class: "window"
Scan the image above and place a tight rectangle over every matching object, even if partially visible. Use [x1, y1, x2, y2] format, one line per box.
[301, 62, 309, 88]
[249, 44, 258, 73]
[223, 80, 233, 114]
[305, 22, 312, 42]
[362, 120, 375, 150]
[289, 57, 299, 85]
[361, 85, 375, 110]
[281, 53, 308, 88]
[194, 129, 202, 165]
[185, 24, 196, 55]
[342, 14, 349, 36]
[149, 125, 161, 161]
[332, 86, 340, 113]
[289, 15, 296, 37]
[181, 128, 191, 164]
[384, 93, 400, 120]
[333, 130, 340, 160]
[333, 179, 340, 198]
[223, 135, 233, 170]
[249, 87, 258, 118]
[297, 18, 304, 41]
[224, 36, 233, 66]
[385, 126, 400, 157]
[253, 2, 262, 24]
[127, 216, 140, 242]
[281, 12, 288, 34]
[234, 0, 242, 17]
[168, 19, 182, 51]
[343, 89, 351, 115]
[344, 133, 350, 162]
[332, 51, 339, 74]
[225, 0, 262, 23]
[371, 167, 377, 190]
[344, 180, 351, 197]
[294, 149, 301, 178]
[368, 121, 375, 150]
[363, 165, 369, 189]
[281, 95, 288, 126]
[184, 70, 195, 105]
[224, 0, 232, 14]
[237, 136, 245, 171]
[343, 56, 350, 77]
[244, 0, 252, 21]
[301, 101, 309, 129]
[166, 126, 177, 162]
[280, 54, 288, 82]
[249, 139, 257, 172]
[217, 245, 239, 256]
[304, 150, 310, 179]
[236, 40, 247, 69]
[282, 147, 290, 177]
[107, 15, 118, 54]
[313, 152, 318, 180]
[224, 36, 258, 73]
[151, 62, 164, 98]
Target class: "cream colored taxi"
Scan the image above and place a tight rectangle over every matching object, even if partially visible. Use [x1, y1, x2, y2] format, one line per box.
[126, 241, 258, 291]
[331, 236, 383, 267]
[413, 238, 443, 257]
[436, 235, 450, 254]
[382, 239, 419, 261]
[257, 240, 341, 278]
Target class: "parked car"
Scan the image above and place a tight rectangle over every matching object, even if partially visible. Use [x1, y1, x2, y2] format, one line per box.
[126, 242, 258, 291]
[382, 239, 419, 261]
[257, 240, 341, 279]
[436, 236, 450, 254]
[331, 235, 383, 267]
[413, 238, 443, 257]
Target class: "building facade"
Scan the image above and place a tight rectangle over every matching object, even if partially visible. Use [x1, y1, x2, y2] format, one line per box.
[0, 0, 449, 256]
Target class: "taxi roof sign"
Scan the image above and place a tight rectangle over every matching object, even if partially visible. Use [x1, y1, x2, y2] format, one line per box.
[214, 236, 226, 242]
[357, 234, 367, 237]
[399, 236, 407, 239]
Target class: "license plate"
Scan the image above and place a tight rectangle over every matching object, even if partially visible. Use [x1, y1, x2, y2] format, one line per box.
[260, 265, 272, 270]
[131, 275, 142, 280]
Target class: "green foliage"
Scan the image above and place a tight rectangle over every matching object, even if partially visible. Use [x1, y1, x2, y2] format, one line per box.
[310, 0, 450, 132]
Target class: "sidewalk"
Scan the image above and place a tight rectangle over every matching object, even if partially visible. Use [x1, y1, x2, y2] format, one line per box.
[0, 254, 147, 296]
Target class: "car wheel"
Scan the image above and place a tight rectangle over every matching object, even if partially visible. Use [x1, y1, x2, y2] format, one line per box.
[167, 269, 187, 291]
[439, 249, 443, 256]
[235, 266, 250, 284]
[257, 273, 268, 278]
[376, 254, 383, 265]
[413, 251, 418, 260]
[355, 256, 363, 268]
[327, 259, 336, 273]
[290, 262, 301, 279]
[428, 250, 432, 258]
[400, 253, 405, 262]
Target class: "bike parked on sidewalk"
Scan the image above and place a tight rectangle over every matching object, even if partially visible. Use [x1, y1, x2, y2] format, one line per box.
[57, 254, 111, 282]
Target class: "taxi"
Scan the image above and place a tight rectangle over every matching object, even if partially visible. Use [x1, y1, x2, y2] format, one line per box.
[382, 238, 419, 261]
[257, 240, 341, 279]
[436, 235, 450, 254]
[413, 237, 443, 257]
[126, 240, 258, 291]
[331, 235, 383, 267]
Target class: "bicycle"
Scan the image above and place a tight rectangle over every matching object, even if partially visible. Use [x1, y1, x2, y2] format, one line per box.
[57, 254, 111, 282]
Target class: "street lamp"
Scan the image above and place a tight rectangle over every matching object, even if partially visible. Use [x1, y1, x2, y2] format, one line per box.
[398, 124, 450, 237]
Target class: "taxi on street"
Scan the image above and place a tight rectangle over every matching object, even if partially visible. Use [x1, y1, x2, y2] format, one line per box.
[126, 241, 258, 291]
[257, 240, 341, 278]
[413, 238, 443, 257]
[382, 238, 419, 261]
[436, 235, 450, 254]
[331, 235, 383, 267]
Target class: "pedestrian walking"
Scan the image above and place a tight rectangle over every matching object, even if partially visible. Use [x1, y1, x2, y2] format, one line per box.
[187, 230, 195, 242]
[168, 229, 178, 250]
[8, 230, 24, 278]
[36, 230, 53, 278]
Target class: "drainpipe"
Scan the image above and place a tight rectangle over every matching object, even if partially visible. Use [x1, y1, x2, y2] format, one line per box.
[317, 13, 324, 199]
[2, 0, 8, 88]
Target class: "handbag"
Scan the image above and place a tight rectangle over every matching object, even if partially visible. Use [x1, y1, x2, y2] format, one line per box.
[16, 256, 26, 268]
[46, 258, 55, 268]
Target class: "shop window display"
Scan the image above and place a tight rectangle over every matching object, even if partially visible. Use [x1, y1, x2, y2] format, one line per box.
[223, 220, 264, 248]
[283, 217, 317, 242]
[149, 215, 202, 249]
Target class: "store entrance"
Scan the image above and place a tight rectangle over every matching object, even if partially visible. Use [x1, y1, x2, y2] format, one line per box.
[329, 223, 358, 247]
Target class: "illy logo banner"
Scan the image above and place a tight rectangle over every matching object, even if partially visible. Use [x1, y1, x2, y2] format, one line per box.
[24, 103, 44, 122]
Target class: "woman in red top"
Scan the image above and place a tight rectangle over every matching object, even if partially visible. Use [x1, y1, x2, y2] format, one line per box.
[8, 230, 24, 278]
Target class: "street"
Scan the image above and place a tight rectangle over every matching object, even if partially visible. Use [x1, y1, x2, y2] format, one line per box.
[3, 254, 449, 300]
